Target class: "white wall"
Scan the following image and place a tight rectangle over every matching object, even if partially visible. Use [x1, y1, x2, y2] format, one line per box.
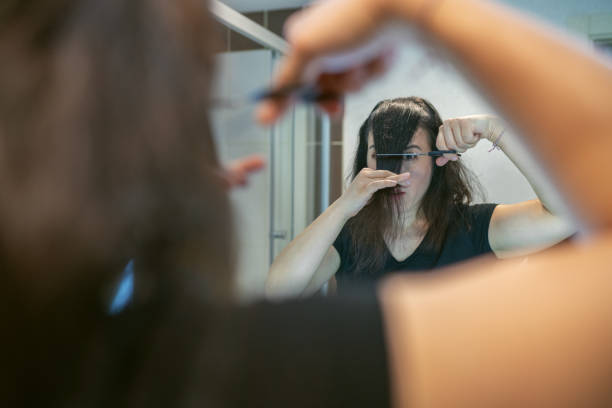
[342, 0, 612, 205]
[212, 50, 315, 300]
[212, 50, 273, 299]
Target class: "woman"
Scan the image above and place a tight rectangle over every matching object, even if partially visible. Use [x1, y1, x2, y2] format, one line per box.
[266, 96, 574, 297]
[3, 0, 612, 406]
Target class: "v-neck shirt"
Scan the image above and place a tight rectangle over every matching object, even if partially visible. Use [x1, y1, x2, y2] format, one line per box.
[333, 203, 497, 290]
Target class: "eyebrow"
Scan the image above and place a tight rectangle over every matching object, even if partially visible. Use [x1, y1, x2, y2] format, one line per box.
[404, 144, 423, 151]
[368, 144, 423, 151]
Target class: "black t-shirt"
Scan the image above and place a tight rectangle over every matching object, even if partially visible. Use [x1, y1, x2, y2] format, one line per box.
[333, 203, 497, 289]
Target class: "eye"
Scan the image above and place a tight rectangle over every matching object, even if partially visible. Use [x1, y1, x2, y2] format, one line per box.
[403, 154, 418, 161]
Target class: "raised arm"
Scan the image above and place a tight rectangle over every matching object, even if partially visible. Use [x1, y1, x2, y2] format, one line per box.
[435, 115, 576, 257]
[379, 234, 612, 407]
[265, 200, 345, 300]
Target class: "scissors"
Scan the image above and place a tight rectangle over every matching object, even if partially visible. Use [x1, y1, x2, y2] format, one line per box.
[253, 83, 340, 103]
[376, 150, 461, 158]
[212, 83, 339, 110]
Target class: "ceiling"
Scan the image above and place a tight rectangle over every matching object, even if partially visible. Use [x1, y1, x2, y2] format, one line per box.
[220, 0, 311, 12]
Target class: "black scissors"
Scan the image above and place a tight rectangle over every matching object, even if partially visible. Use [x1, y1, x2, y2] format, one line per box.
[253, 83, 340, 103]
[212, 83, 339, 110]
[376, 150, 461, 158]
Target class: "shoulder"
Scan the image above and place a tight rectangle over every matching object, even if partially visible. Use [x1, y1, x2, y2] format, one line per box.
[463, 203, 498, 224]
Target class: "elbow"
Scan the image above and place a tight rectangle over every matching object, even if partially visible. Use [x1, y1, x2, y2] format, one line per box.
[265, 266, 305, 301]
[264, 268, 288, 301]
[264, 271, 278, 299]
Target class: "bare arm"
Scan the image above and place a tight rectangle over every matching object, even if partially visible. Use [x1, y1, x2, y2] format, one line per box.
[380, 234, 612, 407]
[266, 169, 408, 299]
[436, 115, 576, 256]
[265, 200, 345, 300]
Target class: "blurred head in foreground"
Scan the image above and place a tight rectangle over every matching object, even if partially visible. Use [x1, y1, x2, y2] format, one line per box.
[0, 0, 233, 402]
[0, 0, 232, 299]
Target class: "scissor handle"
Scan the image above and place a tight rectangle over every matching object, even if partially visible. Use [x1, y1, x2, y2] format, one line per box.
[253, 83, 340, 103]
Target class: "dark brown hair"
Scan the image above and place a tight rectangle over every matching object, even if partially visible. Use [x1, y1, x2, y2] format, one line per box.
[0, 0, 232, 404]
[345, 97, 481, 277]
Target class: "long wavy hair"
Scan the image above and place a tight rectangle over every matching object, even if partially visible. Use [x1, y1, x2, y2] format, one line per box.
[0, 0, 233, 404]
[345, 97, 482, 277]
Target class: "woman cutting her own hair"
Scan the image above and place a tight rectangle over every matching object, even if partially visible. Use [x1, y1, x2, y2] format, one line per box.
[266, 95, 574, 297]
[4, 0, 612, 406]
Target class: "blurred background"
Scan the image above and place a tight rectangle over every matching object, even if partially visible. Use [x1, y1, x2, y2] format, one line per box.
[211, 0, 612, 300]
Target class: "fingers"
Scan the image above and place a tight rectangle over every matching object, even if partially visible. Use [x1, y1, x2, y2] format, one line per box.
[364, 49, 394, 78]
[223, 155, 267, 189]
[255, 53, 305, 124]
[387, 172, 411, 186]
[366, 179, 399, 194]
[364, 169, 411, 193]
[317, 68, 364, 93]
[436, 124, 458, 165]
[448, 119, 463, 151]
[317, 98, 345, 118]
[459, 118, 479, 146]
[360, 169, 410, 182]
[365, 170, 411, 193]
[436, 156, 450, 167]
[360, 168, 397, 179]
[232, 155, 266, 172]
[257, 53, 389, 124]
[436, 117, 483, 166]
[255, 0, 394, 125]
[357, 168, 411, 193]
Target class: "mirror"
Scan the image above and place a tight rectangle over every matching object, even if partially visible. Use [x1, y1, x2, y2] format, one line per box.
[211, 0, 611, 300]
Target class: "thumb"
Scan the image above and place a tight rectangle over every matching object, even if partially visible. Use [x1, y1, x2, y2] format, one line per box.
[436, 156, 450, 167]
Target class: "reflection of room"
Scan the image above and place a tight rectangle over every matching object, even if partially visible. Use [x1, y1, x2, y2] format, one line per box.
[213, 0, 612, 300]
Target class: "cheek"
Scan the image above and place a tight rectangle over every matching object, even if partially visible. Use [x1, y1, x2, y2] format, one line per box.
[406, 161, 433, 189]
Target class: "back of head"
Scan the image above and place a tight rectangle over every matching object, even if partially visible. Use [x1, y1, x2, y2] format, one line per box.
[0, 0, 232, 403]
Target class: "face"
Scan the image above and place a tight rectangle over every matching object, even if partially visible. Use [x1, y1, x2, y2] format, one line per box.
[366, 127, 434, 213]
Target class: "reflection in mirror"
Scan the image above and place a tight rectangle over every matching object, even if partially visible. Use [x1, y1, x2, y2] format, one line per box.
[261, 0, 608, 300]
[266, 95, 576, 300]
[210, 1, 611, 301]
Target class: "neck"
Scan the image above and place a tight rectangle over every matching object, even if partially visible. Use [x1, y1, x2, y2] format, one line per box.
[397, 203, 427, 237]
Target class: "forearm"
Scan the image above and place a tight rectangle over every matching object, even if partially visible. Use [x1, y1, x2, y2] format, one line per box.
[266, 199, 349, 299]
[380, 236, 612, 406]
[390, 0, 612, 228]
